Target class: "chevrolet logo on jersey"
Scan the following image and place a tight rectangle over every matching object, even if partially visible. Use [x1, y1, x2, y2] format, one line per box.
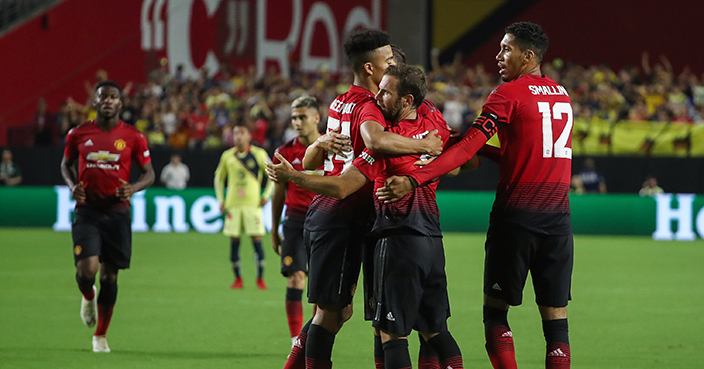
[87, 151, 120, 162]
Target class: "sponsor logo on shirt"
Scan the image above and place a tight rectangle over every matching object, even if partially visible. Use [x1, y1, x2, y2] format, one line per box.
[359, 151, 375, 165]
[86, 151, 121, 170]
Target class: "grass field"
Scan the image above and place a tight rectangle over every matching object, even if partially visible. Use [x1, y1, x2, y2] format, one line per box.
[1, 229, 703, 368]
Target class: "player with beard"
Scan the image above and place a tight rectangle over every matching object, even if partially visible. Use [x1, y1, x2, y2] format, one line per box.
[61, 80, 155, 353]
[268, 64, 478, 369]
[376, 22, 574, 369]
[279, 28, 443, 369]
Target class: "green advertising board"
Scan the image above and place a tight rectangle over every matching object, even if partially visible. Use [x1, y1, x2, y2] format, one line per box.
[1, 187, 702, 240]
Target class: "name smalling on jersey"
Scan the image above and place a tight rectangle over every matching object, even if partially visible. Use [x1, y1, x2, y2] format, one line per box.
[528, 85, 569, 96]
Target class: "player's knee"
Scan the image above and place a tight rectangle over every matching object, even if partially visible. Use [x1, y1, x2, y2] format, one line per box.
[76, 257, 100, 277]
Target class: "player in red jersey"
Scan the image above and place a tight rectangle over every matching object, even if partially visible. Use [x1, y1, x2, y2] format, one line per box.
[61, 81, 155, 353]
[269, 64, 476, 369]
[377, 22, 574, 369]
[278, 28, 443, 369]
[271, 96, 324, 347]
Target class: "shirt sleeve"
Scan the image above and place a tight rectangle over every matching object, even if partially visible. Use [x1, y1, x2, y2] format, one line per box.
[482, 86, 518, 124]
[213, 153, 227, 204]
[133, 133, 151, 166]
[352, 149, 385, 182]
[357, 101, 386, 127]
[64, 128, 78, 160]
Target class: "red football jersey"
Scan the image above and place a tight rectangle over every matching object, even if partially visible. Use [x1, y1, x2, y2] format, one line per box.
[305, 85, 385, 231]
[410, 74, 573, 234]
[353, 111, 452, 236]
[64, 120, 151, 210]
[273, 137, 322, 221]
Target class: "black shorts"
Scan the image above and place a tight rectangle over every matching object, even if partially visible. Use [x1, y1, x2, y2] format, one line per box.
[72, 207, 132, 269]
[362, 233, 377, 321]
[280, 221, 308, 276]
[483, 220, 573, 307]
[304, 225, 367, 306]
[372, 233, 450, 336]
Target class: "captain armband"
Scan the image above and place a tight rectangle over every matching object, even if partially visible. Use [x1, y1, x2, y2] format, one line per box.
[471, 113, 499, 139]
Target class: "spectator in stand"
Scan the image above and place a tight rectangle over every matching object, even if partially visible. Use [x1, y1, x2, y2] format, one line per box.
[188, 103, 210, 149]
[168, 120, 191, 150]
[160, 154, 190, 190]
[579, 158, 607, 194]
[639, 176, 664, 197]
[33, 98, 57, 146]
[0, 149, 22, 186]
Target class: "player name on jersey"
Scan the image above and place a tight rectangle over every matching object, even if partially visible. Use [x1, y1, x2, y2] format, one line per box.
[329, 99, 356, 114]
[528, 85, 569, 96]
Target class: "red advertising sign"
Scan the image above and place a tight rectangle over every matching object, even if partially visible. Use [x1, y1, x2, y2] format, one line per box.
[0, 0, 386, 145]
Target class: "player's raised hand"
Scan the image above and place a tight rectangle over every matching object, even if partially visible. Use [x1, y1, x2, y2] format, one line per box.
[71, 181, 87, 202]
[317, 126, 352, 158]
[375, 175, 414, 203]
[116, 178, 134, 201]
[421, 129, 443, 156]
[266, 153, 297, 183]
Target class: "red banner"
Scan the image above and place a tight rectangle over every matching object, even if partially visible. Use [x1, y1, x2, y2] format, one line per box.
[0, 0, 386, 145]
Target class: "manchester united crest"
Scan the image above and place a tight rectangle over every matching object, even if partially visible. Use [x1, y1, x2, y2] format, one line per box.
[114, 139, 126, 150]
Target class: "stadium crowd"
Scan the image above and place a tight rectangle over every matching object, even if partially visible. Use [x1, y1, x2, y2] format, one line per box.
[28, 51, 704, 156]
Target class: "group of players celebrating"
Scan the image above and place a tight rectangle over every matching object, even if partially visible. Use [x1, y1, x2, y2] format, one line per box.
[62, 20, 573, 369]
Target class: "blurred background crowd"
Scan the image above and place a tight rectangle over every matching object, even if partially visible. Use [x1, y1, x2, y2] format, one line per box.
[28, 51, 704, 158]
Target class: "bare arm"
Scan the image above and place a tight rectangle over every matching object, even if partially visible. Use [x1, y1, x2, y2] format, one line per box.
[61, 156, 86, 202]
[268, 153, 368, 199]
[116, 162, 155, 201]
[302, 126, 352, 170]
[361, 120, 442, 155]
[270, 181, 286, 255]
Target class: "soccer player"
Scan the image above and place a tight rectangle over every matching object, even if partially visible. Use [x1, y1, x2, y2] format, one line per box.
[215, 123, 274, 290]
[281, 28, 443, 369]
[60, 80, 155, 353]
[376, 22, 574, 369]
[271, 96, 323, 346]
[268, 64, 473, 369]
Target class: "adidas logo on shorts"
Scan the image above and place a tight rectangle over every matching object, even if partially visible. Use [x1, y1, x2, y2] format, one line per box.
[492, 283, 502, 291]
[386, 311, 395, 322]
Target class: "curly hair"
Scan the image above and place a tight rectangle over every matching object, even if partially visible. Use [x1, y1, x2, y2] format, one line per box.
[343, 28, 390, 73]
[505, 22, 549, 62]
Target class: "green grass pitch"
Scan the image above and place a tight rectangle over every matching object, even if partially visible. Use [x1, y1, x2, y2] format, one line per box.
[1, 228, 703, 368]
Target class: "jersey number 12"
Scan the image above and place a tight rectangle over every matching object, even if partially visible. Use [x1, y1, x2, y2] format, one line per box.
[538, 102, 573, 159]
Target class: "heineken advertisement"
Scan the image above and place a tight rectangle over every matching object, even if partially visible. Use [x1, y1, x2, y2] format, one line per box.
[1, 186, 703, 240]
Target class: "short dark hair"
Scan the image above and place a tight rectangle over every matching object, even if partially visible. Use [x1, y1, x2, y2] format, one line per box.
[505, 22, 549, 62]
[384, 64, 427, 109]
[95, 80, 123, 95]
[390, 44, 406, 64]
[291, 96, 319, 110]
[343, 28, 390, 73]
